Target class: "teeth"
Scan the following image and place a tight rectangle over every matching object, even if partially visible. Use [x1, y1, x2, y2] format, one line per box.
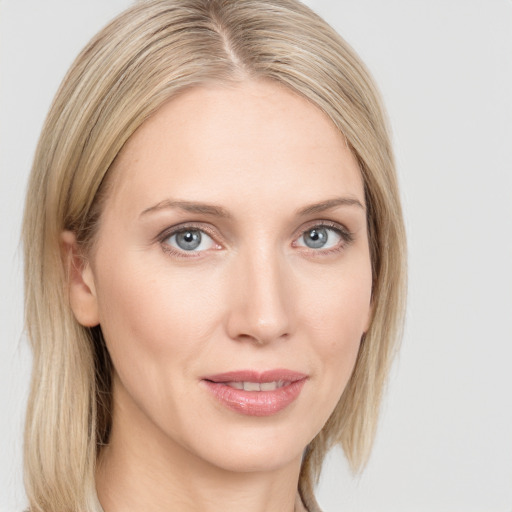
[243, 381, 260, 391]
[226, 381, 244, 390]
[224, 381, 288, 391]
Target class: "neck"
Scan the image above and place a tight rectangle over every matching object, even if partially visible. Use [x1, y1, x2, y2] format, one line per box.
[96, 379, 304, 512]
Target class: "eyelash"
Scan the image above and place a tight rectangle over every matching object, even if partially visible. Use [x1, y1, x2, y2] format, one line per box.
[158, 222, 219, 259]
[157, 221, 354, 259]
[293, 221, 354, 257]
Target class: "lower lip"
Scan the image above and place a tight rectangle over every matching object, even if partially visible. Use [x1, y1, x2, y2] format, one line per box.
[203, 379, 307, 417]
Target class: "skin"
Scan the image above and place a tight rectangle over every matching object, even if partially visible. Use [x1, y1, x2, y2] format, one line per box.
[63, 80, 373, 512]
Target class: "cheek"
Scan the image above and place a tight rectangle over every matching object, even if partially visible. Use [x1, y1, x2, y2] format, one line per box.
[303, 259, 372, 342]
[92, 253, 221, 380]
[91, 254, 228, 439]
[300, 261, 372, 414]
[314, 297, 368, 384]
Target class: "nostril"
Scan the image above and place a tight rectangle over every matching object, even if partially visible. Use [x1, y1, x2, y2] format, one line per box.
[234, 329, 290, 346]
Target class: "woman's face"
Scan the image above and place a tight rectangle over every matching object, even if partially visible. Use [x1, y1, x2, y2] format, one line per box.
[74, 80, 372, 474]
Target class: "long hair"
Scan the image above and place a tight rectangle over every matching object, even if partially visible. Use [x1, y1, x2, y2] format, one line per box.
[22, 1, 406, 510]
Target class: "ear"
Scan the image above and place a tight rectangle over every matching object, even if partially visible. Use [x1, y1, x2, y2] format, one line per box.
[363, 296, 374, 335]
[60, 230, 100, 327]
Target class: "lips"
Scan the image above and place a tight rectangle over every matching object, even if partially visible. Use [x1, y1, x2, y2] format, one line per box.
[201, 369, 307, 417]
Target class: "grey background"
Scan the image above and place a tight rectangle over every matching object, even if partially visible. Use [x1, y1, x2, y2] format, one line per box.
[1, 1, 511, 510]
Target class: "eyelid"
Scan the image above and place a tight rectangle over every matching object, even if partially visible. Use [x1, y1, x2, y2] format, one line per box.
[294, 220, 353, 241]
[157, 222, 223, 257]
[157, 221, 220, 241]
[155, 219, 354, 259]
[292, 220, 354, 252]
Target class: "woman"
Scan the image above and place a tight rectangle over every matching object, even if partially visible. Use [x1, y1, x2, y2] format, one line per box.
[22, 1, 406, 511]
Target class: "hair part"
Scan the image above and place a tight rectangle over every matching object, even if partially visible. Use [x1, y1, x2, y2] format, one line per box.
[23, 1, 406, 510]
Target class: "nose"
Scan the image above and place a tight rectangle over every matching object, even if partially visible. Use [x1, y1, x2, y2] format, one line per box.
[225, 247, 294, 346]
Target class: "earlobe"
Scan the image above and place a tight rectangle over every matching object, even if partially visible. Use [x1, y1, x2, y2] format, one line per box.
[60, 230, 100, 327]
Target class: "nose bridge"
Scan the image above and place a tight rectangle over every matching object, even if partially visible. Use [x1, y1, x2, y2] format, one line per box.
[227, 241, 293, 345]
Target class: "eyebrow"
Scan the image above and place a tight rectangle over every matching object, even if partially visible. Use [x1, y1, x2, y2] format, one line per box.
[140, 196, 364, 219]
[140, 199, 232, 218]
[297, 197, 365, 216]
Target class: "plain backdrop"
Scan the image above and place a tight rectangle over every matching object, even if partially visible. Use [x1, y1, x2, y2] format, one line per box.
[1, 1, 511, 511]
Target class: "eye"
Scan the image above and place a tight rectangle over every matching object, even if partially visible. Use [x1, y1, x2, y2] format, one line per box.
[295, 225, 346, 250]
[163, 228, 217, 253]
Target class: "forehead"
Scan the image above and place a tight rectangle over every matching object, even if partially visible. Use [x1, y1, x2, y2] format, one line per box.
[105, 79, 364, 217]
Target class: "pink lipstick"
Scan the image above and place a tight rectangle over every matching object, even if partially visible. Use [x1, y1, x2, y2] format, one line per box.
[201, 369, 307, 417]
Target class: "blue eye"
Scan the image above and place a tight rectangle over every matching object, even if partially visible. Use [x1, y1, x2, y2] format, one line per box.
[165, 229, 216, 252]
[297, 226, 343, 250]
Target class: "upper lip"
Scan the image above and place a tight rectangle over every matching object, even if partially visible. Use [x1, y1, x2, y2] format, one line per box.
[202, 369, 307, 383]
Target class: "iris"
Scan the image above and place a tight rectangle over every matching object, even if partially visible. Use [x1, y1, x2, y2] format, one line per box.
[303, 227, 329, 249]
[175, 230, 202, 250]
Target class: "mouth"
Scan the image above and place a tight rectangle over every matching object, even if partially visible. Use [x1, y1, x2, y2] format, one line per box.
[201, 369, 308, 417]
[221, 380, 290, 391]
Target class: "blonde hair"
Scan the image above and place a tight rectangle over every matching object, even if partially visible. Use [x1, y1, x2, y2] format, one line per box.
[22, 1, 406, 510]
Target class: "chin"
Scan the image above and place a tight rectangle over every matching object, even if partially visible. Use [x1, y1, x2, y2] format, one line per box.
[199, 438, 305, 474]
[174, 414, 316, 475]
